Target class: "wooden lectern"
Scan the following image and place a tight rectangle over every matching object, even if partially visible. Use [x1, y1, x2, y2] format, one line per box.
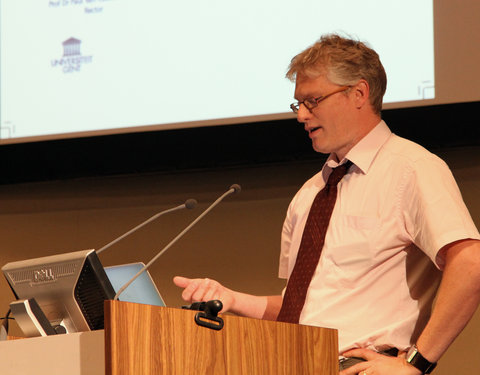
[104, 300, 338, 375]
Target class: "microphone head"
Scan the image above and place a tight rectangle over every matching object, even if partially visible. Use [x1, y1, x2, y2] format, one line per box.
[185, 199, 198, 209]
[205, 299, 223, 316]
[229, 184, 241, 194]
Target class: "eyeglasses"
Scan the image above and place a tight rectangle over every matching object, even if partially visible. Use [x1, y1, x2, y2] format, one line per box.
[290, 86, 351, 113]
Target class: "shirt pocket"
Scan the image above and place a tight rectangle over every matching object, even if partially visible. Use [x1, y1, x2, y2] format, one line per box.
[323, 215, 380, 288]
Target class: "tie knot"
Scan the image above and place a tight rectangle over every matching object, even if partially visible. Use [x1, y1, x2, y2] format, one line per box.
[326, 161, 352, 187]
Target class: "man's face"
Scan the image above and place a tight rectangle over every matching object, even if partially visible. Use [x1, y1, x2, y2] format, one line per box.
[294, 74, 358, 160]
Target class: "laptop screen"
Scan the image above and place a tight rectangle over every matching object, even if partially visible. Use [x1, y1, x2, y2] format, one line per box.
[104, 263, 165, 307]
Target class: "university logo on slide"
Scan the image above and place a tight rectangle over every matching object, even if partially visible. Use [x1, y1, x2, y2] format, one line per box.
[63, 37, 82, 56]
[51, 37, 93, 73]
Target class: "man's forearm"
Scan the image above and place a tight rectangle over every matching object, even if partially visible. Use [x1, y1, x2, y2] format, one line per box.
[230, 293, 282, 320]
[415, 239, 480, 362]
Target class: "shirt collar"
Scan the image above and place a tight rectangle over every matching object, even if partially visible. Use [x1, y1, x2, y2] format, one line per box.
[325, 120, 392, 174]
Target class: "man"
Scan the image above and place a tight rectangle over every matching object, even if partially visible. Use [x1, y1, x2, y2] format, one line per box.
[174, 34, 480, 375]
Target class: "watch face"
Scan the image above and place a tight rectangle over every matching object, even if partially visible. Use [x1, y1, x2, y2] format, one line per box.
[406, 345, 437, 374]
[406, 346, 419, 362]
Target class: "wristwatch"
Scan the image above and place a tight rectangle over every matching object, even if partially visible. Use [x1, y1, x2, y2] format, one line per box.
[406, 344, 437, 374]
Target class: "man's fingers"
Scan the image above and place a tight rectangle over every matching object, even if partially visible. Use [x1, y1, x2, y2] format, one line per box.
[203, 285, 221, 302]
[339, 361, 369, 375]
[190, 278, 212, 302]
[179, 278, 203, 302]
[173, 276, 191, 288]
[174, 277, 218, 302]
[340, 350, 413, 375]
[173, 276, 229, 309]
[342, 348, 380, 362]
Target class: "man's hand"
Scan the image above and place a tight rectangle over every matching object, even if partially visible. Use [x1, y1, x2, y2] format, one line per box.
[339, 348, 421, 375]
[173, 276, 235, 313]
[173, 276, 282, 319]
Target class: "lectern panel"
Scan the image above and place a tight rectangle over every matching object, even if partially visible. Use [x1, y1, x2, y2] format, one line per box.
[104, 301, 338, 375]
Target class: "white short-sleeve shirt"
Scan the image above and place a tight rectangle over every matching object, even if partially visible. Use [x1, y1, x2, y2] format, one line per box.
[279, 121, 480, 354]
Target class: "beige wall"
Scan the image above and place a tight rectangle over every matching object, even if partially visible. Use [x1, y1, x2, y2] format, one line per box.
[1, 146, 479, 373]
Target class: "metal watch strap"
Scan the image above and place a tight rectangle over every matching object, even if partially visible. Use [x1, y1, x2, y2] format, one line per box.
[406, 345, 437, 374]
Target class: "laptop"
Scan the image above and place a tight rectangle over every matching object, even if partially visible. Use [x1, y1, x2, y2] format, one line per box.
[104, 263, 166, 307]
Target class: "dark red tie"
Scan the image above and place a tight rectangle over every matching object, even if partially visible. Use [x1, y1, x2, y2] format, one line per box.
[277, 161, 352, 323]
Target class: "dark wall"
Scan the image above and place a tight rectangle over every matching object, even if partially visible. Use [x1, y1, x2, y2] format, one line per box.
[1, 101, 479, 185]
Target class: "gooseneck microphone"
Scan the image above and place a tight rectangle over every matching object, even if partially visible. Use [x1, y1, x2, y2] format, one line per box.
[96, 199, 198, 255]
[114, 184, 241, 301]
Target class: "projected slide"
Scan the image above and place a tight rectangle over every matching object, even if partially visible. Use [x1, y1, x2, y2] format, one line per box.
[0, 0, 434, 141]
